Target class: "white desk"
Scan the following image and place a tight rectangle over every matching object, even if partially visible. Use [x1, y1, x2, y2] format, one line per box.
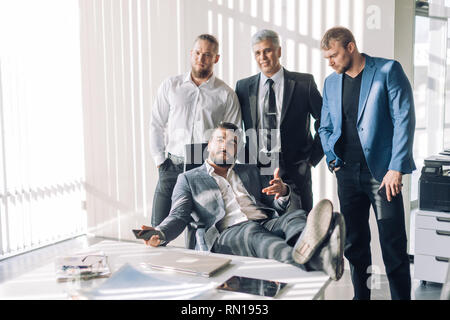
[0, 240, 331, 300]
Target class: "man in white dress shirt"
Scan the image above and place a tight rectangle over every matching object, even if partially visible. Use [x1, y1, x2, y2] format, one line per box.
[150, 34, 242, 227]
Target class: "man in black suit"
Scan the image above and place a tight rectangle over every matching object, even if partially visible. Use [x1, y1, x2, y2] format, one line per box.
[235, 29, 323, 212]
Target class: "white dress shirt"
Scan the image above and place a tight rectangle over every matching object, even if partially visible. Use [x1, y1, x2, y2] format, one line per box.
[150, 72, 242, 166]
[257, 67, 284, 153]
[205, 160, 289, 232]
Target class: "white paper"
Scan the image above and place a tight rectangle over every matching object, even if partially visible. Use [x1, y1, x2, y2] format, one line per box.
[84, 263, 213, 300]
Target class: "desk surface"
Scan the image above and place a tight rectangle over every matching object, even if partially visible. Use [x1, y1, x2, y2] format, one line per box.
[0, 240, 331, 300]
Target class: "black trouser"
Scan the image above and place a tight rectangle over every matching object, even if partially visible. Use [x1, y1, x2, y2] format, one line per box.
[258, 155, 313, 213]
[212, 210, 312, 271]
[151, 158, 184, 227]
[335, 162, 411, 300]
[282, 164, 313, 213]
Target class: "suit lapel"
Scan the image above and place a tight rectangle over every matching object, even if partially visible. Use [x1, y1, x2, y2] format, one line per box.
[248, 75, 259, 129]
[233, 165, 276, 213]
[233, 165, 253, 194]
[357, 55, 376, 124]
[281, 68, 295, 124]
[336, 73, 343, 130]
[197, 164, 225, 208]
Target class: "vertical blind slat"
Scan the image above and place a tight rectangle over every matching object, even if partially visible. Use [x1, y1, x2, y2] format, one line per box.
[0, 0, 86, 260]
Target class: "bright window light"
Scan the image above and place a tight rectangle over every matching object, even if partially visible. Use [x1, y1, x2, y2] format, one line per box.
[0, 0, 86, 258]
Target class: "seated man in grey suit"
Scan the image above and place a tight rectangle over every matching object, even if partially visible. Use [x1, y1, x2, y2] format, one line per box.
[141, 122, 345, 280]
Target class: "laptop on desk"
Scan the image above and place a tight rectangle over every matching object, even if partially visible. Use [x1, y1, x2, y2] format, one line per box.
[145, 251, 231, 278]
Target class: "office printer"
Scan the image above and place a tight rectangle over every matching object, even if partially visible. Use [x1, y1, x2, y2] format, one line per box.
[419, 154, 450, 212]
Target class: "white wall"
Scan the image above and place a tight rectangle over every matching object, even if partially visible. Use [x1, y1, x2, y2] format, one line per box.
[79, 0, 414, 273]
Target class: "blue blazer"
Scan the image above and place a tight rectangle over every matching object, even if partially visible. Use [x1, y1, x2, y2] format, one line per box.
[318, 54, 416, 182]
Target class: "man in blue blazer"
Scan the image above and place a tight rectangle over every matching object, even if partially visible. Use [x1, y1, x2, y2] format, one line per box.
[141, 122, 346, 281]
[319, 27, 416, 300]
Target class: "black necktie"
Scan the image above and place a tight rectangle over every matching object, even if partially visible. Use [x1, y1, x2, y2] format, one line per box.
[264, 78, 277, 151]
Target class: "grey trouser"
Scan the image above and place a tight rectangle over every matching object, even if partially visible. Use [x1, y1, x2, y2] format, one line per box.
[212, 210, 312, 271]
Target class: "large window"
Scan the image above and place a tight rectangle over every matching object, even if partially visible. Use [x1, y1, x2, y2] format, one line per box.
[412, 0, 450, 206]
[0, 0, 86, 259]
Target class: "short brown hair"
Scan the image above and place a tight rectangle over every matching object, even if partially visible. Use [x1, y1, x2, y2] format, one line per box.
[321, 26, 356, 50]
[217, 121, 239, 131]
[195, 34, 219, 53]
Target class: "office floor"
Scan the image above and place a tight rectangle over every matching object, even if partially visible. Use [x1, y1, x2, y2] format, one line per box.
[0, 235, 442, 300]
[323, 264, 443, 300]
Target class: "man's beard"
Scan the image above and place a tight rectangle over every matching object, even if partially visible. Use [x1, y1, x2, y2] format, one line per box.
[215, 162, 232, 168]
[192, 67, 212, 79]
[338, 59, 352, 74]
[210, 153, 234, 167]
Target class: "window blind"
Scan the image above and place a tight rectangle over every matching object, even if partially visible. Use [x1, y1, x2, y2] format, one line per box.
[0, 0, 86, 259]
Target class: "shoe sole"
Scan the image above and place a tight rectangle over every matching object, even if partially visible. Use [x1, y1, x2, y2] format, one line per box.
[293, 199, 333, 264]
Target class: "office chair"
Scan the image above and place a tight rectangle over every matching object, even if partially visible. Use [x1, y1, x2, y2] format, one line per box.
[183, 143, 209, 251]
[182, 138, 249, 251]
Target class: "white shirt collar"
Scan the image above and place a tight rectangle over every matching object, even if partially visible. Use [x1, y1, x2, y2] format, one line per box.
[183, 72, 192, 83]
[205, 159, 236, 178]
[184, 71, 216, 88]
[260, 67, 284, 86]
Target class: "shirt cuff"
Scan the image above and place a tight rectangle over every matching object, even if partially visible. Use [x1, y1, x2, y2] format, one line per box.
[277, 184, 291, 203]
[154, 227, 167, 246]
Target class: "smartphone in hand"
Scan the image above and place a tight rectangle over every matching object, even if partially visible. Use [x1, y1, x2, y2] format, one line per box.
[377, 185, 399, 202]
[132, 229, 163, 241]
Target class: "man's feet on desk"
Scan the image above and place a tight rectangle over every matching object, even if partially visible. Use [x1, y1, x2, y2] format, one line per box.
[292, 199, 334, 264]
[307, 212, 346, 281]
[292, 199, 346, 281]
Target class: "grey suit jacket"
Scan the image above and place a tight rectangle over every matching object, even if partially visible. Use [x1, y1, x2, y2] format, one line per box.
[157, 163, 290, 251]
